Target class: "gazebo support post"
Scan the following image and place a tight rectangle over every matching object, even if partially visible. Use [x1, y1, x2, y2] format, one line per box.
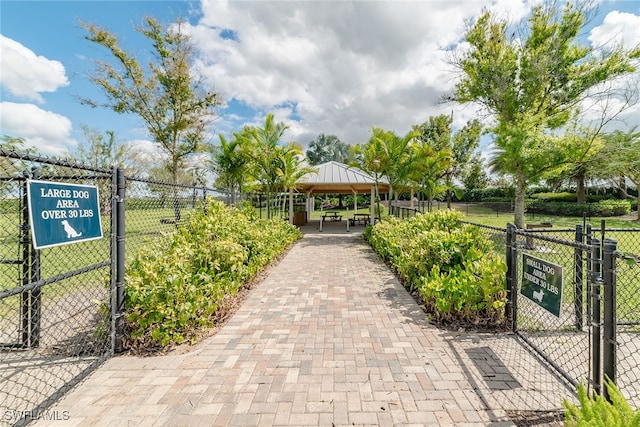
[346, 207, 350, 232]
[353, 190, 358, 214]
[288, 190, 294, 225]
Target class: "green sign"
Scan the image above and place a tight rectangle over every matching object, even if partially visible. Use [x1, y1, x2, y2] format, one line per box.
[521, 253, 563, 317]
[27, 180, 104, 249]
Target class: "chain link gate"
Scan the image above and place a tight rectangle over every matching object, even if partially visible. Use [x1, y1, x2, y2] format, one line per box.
[506, 223, 640, 408]
[0, 150, 122, 426]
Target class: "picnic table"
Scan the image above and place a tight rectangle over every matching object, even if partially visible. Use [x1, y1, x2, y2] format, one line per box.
[322, 211, 342, 222]
[350, 213, 372, 226]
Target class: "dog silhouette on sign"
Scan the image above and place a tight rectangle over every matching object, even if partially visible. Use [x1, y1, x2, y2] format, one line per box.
[532, 289, 544, 303]
[61, 220, 82, 239]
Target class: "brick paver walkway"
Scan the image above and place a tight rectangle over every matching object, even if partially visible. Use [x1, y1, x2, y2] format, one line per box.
[35, 232, 514, 426]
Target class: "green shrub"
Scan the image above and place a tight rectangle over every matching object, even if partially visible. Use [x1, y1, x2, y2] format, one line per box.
[564, 379, 640, 427]
[531, 192, 577, 202]
[124, 199, 301, 348]
[462, 187, 514, 202]
[365, 210, 507, 326]
[527, 200, 631, 217]
[481, 197, 513, 203]
[530, 192, 623, 204]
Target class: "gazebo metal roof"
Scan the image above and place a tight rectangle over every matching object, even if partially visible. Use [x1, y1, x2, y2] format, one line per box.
[296, 161, 389, 195]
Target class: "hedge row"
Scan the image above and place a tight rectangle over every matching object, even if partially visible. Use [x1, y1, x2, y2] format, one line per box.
[364, 210, 507, 327]
[527, 199, 632, 217]
[124, 199, 301, 348]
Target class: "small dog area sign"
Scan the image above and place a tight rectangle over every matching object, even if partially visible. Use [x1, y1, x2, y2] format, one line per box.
[27, 180, 104, 249]
[520, 253, 564, 317]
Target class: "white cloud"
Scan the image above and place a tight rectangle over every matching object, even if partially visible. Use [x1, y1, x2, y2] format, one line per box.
[0, 102, 72, 156]
[0, 35, 69, 103]
[189, 0, 535, 147]
[584, 11, 640, 131]
[588, 11, 640, 50]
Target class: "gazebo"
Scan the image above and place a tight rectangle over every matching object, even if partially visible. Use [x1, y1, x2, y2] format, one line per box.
[294, 161, 389, 226]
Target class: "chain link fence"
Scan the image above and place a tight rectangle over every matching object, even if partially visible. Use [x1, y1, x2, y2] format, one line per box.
[1, 151, 114, 426]
[124, 177, 229, 261]
[0, 150, 228, 426]
[611, 243, 640, 407]
[451, 219, 640, 419]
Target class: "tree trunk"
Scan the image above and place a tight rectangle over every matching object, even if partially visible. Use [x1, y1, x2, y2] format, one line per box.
[514, 178, 526, 229]
[374, 181, 381, 222]
[576, 171, 586, 204]
[446, 174, 453, 209]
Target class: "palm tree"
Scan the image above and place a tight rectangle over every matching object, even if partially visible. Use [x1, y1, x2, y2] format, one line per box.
[376, 129, 418, 203]
[410, 142, 452, 212]
[249, 113, 289, 218]
[352, 128, 388, 220]
[276, 143, 316, 224]
[209, 131, 251, 204]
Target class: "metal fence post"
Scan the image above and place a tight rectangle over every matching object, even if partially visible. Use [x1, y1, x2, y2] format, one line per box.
[110, 166, 117, 354]
[506, 223, 517, 331]
[602, 238, 617, 401]
[21, 171, 30, 347]
[575, 225, 584, 331]
[29, 168, 41, 348]
[586, 224, 592, 324]
[115, 168, 126, 353]
[591, 237, 603, 396]
[21, 168, 42, 348]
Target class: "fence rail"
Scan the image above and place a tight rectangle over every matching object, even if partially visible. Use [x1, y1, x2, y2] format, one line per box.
[0, 150, 228, 426]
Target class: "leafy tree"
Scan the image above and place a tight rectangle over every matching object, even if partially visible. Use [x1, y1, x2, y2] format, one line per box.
[0, 135, 35, 154]
[0, 135, 37, 197]
[81, 17, 220, 186]
[451, 2, 639, 227]
[71, 126, 130, 170]
[602, 128, 640, 221]
[462, 157, 489, 191]
[543, 122, 607, 204]
[306, 134, 351, 165]
[305, 134, 352, 207]
[414, 115, 482, 208]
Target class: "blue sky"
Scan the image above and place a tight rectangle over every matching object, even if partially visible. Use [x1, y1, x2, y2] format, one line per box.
[1, 0, 639, 159]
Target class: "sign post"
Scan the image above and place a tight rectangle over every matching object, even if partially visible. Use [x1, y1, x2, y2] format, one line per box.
[521, 253, 563, 317]
[27, 180, 104, 249]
